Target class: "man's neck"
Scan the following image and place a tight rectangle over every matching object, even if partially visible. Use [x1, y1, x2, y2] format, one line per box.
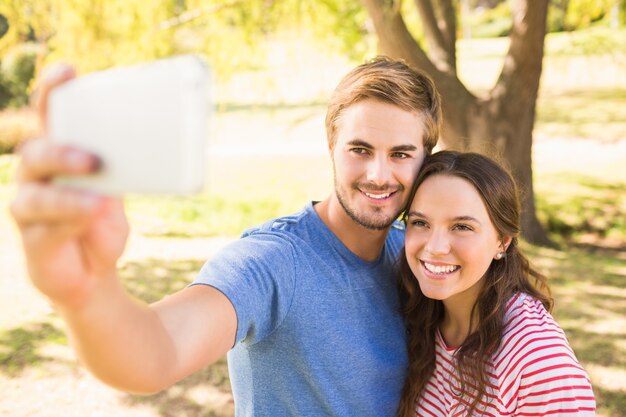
[313, 197, 390, 262]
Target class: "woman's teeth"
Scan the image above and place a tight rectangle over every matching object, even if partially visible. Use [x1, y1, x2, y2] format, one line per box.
[423, 262, 459, 274]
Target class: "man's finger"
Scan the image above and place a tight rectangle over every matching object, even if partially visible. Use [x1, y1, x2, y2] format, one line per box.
[32, 64, 76, 134]
[16, 138, 99, 183]
[11, 182, 102, 226]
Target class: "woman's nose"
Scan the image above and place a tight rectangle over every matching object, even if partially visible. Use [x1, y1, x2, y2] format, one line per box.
[425, 229, 451, 256]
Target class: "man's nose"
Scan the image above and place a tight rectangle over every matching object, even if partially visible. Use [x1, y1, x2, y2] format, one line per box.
[366, 155, 392, 185]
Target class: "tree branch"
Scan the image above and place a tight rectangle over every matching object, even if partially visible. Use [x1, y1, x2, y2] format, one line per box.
[492, 0, 548, 106]
[361, 0, 438, 74]
[361, 0, 475, 148]
[414, 1, 445, 54]
[414, 0, 455, 73]
[435, 0, 456, 59]
[157, 1, 243, 30]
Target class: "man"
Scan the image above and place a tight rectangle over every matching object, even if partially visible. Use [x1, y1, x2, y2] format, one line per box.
[11, 56, 441, 416]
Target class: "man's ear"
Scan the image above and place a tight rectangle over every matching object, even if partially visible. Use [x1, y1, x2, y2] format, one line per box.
[327, 138, 335, 155]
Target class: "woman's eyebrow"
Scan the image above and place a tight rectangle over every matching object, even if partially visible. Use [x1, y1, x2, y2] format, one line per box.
[406, 211, 426, 219]
[406, 212, 482, 225]
[453, 215, 482, 224]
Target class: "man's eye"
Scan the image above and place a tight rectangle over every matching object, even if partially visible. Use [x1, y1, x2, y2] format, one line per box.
[351, 148, 369, 154]
[391, 152, 409, 159]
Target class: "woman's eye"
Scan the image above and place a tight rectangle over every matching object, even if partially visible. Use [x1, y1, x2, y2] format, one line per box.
[410, 220, 427, 228]
[453, 224, 472, 231]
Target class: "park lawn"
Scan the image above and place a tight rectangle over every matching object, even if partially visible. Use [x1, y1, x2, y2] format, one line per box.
[536, 88, 626, 142]
[1, 132, 626, 416]
[525, 243, 626, 417]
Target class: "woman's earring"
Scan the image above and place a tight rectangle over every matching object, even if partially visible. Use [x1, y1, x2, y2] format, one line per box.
[495, 251, 504, 260]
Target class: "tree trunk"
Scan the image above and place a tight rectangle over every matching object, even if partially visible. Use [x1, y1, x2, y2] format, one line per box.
[361, 0, 551, 245]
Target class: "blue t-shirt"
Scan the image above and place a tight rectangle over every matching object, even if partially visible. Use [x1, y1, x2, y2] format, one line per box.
[192, 202, 408, 416]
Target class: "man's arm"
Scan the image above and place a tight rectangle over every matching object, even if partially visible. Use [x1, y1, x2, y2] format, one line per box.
[10, 65, 236, 394]
[59, 283, 236, 394]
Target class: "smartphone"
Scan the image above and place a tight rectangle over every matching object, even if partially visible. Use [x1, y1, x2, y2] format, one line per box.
[48, 54, 210, 195]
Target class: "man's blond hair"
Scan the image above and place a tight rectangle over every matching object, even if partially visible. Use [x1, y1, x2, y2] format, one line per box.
[325, 56, 441, 154]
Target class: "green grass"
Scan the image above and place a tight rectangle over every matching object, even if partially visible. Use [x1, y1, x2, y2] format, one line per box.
[0, 258, 234, 416]
[536, 172, 626, 246]
[523, 244, 626, 417]
[125, 194, 285, 238]
[535, 88, 626, 141]
[125, 152, 332, 237]
[0, 109, 37, 155]
[458, 26, 626, 60]
[0, 154, 17, 185]
[0, 155, 309, 237]
[0, 320, 69, 377]
[1, 238, 623, 415]
[545, 27, 626, 57]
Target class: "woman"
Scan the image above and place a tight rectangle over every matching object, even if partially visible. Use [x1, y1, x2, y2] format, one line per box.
[397, 151, 595, 416]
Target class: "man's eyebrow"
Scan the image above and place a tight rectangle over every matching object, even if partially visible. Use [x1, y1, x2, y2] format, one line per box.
[346, 139, 373, 148]
[346, 141, 419, 152]
[390, 144, 418, 152]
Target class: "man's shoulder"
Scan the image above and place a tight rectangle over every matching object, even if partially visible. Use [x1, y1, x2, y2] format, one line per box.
[390, 220, 405, 233]
[386, 220, 406, 248]
[241, 204, 314, 240]
[206, 213, 304, 270]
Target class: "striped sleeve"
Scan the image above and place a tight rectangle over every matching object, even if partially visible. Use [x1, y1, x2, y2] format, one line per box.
[500, 294, 596, 416]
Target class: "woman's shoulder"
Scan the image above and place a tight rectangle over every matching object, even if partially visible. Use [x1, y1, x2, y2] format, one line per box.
[494, 295, 596, 415]
[495, 292, 584, 376]
[502, 292, 559, 334]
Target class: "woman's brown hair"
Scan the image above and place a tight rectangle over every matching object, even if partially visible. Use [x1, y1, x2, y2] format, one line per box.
[396, 150, 553, 416]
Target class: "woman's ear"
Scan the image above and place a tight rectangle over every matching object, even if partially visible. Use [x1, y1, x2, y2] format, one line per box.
[501, 236, 513, 252]
[494, 236, 513, 260]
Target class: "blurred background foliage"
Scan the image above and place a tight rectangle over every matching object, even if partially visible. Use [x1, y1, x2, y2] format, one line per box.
[0, 0, 368, 104]
[0, 0, 623, 247]
[0, 0, 625, 244]
[0, 0, 624, 115]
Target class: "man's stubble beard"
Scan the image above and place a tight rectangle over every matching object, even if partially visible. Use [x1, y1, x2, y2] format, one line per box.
[333, 174, 403, 231]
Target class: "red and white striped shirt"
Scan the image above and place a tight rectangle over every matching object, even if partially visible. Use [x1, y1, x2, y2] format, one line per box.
[415, 292, 596, 416]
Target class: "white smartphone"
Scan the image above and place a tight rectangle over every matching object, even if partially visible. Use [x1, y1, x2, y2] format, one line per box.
[48, 54, 210, 195]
